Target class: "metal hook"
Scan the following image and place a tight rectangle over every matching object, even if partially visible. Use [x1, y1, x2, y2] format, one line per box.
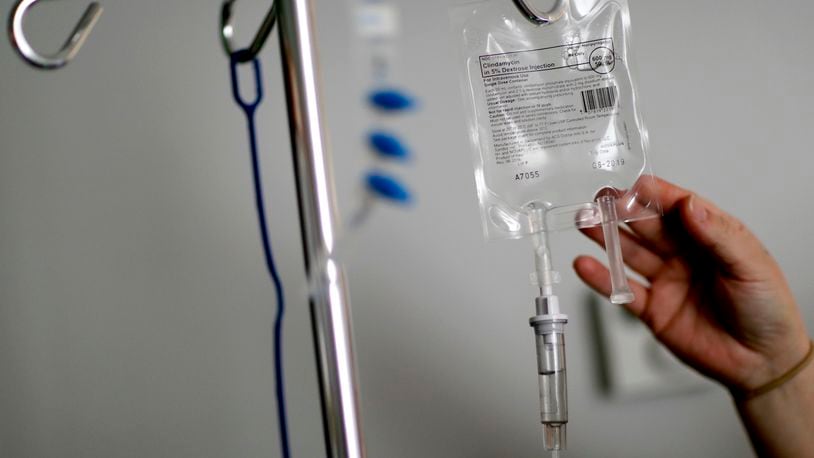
[512, 0, 567, 25]
[7, 0, 102, 69]
[220, 0, 277, 63]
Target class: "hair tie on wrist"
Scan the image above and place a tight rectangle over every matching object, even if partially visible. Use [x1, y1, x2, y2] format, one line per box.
[739, 340, 814, 401]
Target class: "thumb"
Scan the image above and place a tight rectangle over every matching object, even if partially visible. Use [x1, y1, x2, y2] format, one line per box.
[679, 195, 773, 280]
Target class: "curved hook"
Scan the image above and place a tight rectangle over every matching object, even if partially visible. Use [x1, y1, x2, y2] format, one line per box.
[7, 0, 102, 69]
[512, 0, 567, 25]
[220, 0, 277, 63]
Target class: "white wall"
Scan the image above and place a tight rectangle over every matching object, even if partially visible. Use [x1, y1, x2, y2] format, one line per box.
[0, 0, 811, 457]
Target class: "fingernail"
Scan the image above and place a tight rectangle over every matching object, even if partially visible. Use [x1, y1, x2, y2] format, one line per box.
[689, 195, 708, 222]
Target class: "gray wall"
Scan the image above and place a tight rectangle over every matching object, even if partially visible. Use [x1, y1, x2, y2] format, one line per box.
[0, 0, 811, 457]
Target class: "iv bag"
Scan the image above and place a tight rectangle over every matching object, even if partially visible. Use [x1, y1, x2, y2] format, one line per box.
[452, 0, 660, 239]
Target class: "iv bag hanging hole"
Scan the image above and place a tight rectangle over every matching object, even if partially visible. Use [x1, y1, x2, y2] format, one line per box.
[512, 0, 567, 25]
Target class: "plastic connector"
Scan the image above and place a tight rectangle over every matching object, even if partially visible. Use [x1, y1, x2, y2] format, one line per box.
[543, 424, 566, 452]
[597, 195, 634, 304]
[530, 303, 568, 452]
[527, 207, 568, 451]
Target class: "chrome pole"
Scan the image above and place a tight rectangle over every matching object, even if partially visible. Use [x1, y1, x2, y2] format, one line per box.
[276, 0, 366, 457]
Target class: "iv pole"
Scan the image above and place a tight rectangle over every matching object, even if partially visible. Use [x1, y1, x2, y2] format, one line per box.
[276, 0, 366, 457]
[8, 0, 367, 455]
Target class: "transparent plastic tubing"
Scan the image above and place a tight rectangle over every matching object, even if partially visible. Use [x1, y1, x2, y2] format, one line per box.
[529, 211, 568, 452]
[598, 196, 634, 304]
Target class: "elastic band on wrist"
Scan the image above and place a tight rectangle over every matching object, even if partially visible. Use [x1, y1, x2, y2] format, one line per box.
[739, 340, 814, 401]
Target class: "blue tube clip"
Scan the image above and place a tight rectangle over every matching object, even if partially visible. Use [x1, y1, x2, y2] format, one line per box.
[369, 131, 410, 161]
[369, 89, 415, 112]
[366, 172, 412, 204]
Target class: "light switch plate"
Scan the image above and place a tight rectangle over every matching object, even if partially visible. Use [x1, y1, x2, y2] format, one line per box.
[586, 293, 710, 399]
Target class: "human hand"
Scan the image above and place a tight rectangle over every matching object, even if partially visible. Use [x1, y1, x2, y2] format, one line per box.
[574, 177, 809, 394]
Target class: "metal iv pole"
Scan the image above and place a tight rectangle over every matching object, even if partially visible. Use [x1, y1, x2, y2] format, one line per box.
[9, 0, 367, 455]
[276, 0, 366, 457]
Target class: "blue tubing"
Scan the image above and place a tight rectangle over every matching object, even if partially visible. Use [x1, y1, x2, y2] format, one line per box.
[229, 51, 291, 458]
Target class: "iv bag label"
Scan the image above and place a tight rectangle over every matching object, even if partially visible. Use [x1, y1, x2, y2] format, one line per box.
[478, 38, 629, 168]
[479, 38, 615, 78]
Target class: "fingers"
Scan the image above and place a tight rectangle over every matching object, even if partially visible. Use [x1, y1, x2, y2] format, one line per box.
[580, 225, 664, 279]
[573, 255, 650, 316]
[621, 176, 776, 280]
[679, 195, 777, 280]
[625, 176, 694, 256]
[634, 176, 695, 212]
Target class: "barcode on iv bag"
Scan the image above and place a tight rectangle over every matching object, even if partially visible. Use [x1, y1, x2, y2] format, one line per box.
[580, 86, 618, 112]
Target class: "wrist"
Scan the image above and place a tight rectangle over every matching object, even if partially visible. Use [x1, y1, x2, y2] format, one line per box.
[734, 329, 811, 394]
[733, 337, 814, 401]
[734, 353, 814, 457]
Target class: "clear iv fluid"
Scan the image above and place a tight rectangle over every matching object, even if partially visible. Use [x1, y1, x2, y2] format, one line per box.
[456, 1, 659, 239]
[454, 1, 656, 454]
